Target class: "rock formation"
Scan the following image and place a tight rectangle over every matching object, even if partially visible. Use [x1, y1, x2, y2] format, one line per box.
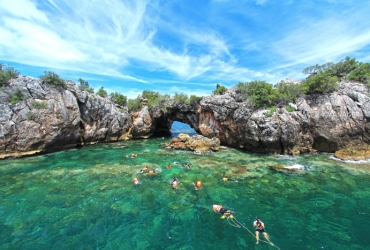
[1, 75, 370, 160]
[0, 76, 131, 158]
[165, 133, 220, 153]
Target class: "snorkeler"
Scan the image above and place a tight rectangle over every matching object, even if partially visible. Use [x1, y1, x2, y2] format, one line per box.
[222, 177, 238, 182]
[148, 169, 155, 176]
[132, 177, 139, 185]
[194, 180, 202, 190]
[139, 166, 149, 173]
[212, 204, 234, 219]
[171, 177, 179, 190]
[253, 217, 271, 245]
[184, 163, 190, 169]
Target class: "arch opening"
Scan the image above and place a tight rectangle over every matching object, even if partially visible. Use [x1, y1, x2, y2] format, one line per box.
[171, 121, 198, 138]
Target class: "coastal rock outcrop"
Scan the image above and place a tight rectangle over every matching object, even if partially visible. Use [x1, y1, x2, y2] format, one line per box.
[165, 133, 220, 153]
[0, 76, 131, 158]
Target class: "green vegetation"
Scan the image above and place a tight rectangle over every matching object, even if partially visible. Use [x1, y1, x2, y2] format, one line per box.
[10, 88, 26, 104]
[237, 81, 279, 107]
[285, 106, 295, 112]
[96, 87, 107, 97]
[172, 93, 189, 105]
[0, 63, 20, 87]
[346, 63, 370, 85]
[127, 98, 142, 112]
[40, 71, 67, 89]
[27, 111, 36, 120]
[274, 80, 306, 105]
[189, 95, 203, 105]
[213, 84, 228, 95]
[33, 100, 48, 109]
[265, 106, 276, 117]
[78, 78, 94, 93]
[110, 92, 127, 106]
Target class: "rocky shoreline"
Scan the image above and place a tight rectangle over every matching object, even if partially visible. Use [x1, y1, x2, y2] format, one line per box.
[1, 75, 370, 160]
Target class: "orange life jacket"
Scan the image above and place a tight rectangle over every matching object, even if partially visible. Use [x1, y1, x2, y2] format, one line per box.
[195, 181, 202, 189]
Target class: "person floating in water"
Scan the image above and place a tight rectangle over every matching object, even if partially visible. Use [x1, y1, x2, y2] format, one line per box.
[184, 163, 190, 169]
[148, 169, 155, 176]
[222, 177, 238, 182]
[194, 180, 202, 190]
[139, 166, 149, 173]
[131, 153, 138, 158]
[253, 217, 271, 245]
[167, 163, 171, 169]
[171, 177, 179, 190]
[132, 177, 139, 185]
[212, 204, 234, 219]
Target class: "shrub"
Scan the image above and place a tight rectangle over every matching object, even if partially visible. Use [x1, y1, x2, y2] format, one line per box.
[213, 84, 228, 95]
[0, 63, 20, 87]
[96, 87, 107, 97]
[27, 111, 36, 120]
[33, 100, 48, 109]
[127, 98, 142, 112]
[302, 72, 338, 94]
[10, 88, 26, 104]
[189, 95, 203, 105]
[172, 92, 189, 105]
[78, 78, 94, 93]
[40, 71, 67, 89]
[285, 106, 295, 112]
[275, 80, 306, 105]
[237, 81, 279, 108]
[346, 63, 370, 85]
[110, 92, 127, 106]
[265, 106, 276, 117]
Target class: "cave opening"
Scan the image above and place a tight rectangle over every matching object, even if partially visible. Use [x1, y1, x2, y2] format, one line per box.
[171, 121, 198, 138]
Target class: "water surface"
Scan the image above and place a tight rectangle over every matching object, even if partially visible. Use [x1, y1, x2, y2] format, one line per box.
[1, 135, 370, 249]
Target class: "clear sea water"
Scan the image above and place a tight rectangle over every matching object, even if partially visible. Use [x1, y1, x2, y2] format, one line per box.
[1, 122, 370, 250]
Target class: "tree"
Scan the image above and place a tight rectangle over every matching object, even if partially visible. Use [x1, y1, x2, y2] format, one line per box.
[346, 63, 370, 85]
[237, 81, 278, 108]
[110, 92, 127, 106]
[96, 87, 107, 97]
[0, 63, 20, 87]
[213, 84, 228, 95]
[40, 71, 67, 89]
[274, 80, 306, 104]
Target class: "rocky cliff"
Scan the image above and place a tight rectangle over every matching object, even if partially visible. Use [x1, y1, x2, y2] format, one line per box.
[1, 76, 370, 160]
[0, 76, 131, 158]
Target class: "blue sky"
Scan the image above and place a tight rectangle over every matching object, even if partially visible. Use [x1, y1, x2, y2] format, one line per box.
[1, 0, 370, 99]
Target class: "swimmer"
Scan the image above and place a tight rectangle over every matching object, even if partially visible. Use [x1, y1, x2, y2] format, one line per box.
[194, 180, 202, 190]
[253, 217, 271, 245]
[167, 163, 171, 169]
[131, 153, 138, 158]
[139, 166, 149, 173]
[212, 204, 234, 218]
[173, 162, 179, 165]
[184, 163, 190, 169]
[148, 169, 155, 176]
[222, 177, 238, 182]
[171, 177, 179, 190]
[132, 177, 139, 185]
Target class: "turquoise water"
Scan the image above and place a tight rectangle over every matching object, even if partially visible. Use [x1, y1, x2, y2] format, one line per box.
[1, 136, 370, 249]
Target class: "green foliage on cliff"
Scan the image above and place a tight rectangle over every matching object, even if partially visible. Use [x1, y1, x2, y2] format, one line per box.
[265, 106, 276, 117]
[10, 88, 26, 104]
[173, 93, 189, 105]
[110, 92, 127, 106]
[274, 80, 306, 104]
[127, 98, 142, 112]
[189, 95, 203, 105]
[33, 100, 48, 109]
[237, 81, 279, 107]
[40, 71, 67, 89]
[346, 63, 370, 85]
[213, 84, 228, 95]
[96, 87, 108, 97]
[0, 63, 20, 87]
[78, 78, 94, 93]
